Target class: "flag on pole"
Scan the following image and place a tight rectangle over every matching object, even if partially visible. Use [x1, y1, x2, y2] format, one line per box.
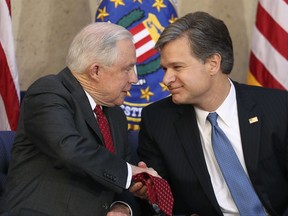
[95, 0, 178, 130]
[0, 0, 20, 131]
[247, 0, 288, 90]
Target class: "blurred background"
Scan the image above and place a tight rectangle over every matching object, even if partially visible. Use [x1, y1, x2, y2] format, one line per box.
[11, 0, 258, 90]
[6, 0, 287, 131]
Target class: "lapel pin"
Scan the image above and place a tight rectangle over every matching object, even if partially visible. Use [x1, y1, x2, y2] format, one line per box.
[249, 116, 258, 124]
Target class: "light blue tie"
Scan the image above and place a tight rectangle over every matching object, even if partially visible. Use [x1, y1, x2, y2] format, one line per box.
[207, 112, 266, 216]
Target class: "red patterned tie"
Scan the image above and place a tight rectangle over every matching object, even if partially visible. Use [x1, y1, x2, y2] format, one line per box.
[132, 172, 174, 216]
[94, 105, 115, 153]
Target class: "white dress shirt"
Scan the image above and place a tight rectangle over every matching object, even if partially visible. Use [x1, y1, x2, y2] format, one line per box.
[195, 81, 248, 215]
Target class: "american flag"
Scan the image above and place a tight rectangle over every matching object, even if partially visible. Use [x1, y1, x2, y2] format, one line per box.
[247, 0, 288, 89]
[0, 0, 20, 130]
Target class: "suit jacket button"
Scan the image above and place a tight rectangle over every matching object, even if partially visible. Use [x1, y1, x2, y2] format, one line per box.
[102, 203, 109, 210]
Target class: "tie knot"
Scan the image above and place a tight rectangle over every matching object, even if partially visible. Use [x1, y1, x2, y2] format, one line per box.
[207, 112, 218, 126]
[94, 105, 102, 115]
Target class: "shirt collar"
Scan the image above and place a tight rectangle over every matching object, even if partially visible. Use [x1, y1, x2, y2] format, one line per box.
[85, 91, 96, 111]
[195, 79, 236, 129]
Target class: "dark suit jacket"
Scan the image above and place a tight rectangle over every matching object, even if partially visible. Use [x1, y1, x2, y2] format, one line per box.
[138, 82, 288, 216]
[1, 68, 133, 216]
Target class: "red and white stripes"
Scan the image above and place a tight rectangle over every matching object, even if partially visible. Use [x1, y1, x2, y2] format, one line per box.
[247, 0, 288, 90]
[0, 0, 20, 130]
[130, 23, 158, 64]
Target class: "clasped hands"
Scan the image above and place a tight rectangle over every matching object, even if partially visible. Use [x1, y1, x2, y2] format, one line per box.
[129, 161, 159, 200]
[107, 161, 159, 216]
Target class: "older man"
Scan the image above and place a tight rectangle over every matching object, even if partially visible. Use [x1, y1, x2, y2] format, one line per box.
[1, 22, 158, 216]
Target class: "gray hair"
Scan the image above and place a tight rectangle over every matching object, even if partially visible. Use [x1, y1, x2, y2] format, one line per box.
[66, 22, 133, 73]
[155, 11, 234, 74]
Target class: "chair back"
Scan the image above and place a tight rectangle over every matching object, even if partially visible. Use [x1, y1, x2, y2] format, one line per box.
[0, 131, 16, 196]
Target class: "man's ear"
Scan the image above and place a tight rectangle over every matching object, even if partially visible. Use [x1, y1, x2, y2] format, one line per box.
[88, 63, 99, 80]
[207, 53, 221, 75]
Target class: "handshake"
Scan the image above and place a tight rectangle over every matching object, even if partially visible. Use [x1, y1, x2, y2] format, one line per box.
[130, 162, 174, 216]
[108, 162, 162, 216]
[129, 161, 160, 200]
[107, 161, 162, 216]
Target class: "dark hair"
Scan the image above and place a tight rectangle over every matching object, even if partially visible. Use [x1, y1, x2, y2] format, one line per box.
[155, 11, 234, 74]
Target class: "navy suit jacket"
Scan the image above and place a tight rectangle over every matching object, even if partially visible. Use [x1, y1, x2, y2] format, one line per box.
[1, 68, 134, 216]
[138, 82, 288, 216]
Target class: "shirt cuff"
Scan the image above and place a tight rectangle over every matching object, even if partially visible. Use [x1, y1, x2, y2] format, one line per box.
[126, 162, 132, 189]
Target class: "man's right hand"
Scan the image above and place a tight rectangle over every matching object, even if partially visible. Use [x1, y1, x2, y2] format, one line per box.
[129, 161, 159, 200]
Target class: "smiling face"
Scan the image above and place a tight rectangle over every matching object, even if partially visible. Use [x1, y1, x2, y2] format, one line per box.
[90, 39, 138, 106]
[161, 36, 214, 106]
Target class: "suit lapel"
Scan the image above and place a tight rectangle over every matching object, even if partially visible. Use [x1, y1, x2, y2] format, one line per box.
[235, 83, 262, 175]
[58, 68, 104, 143]
[174, 106, 222, 214]
[235, 83, 277, 213]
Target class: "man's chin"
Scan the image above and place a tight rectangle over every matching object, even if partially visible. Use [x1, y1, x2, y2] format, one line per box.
[172, 95, 189, 105]
[172, 95, 181, 104]
[115, 98, 125, 106]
